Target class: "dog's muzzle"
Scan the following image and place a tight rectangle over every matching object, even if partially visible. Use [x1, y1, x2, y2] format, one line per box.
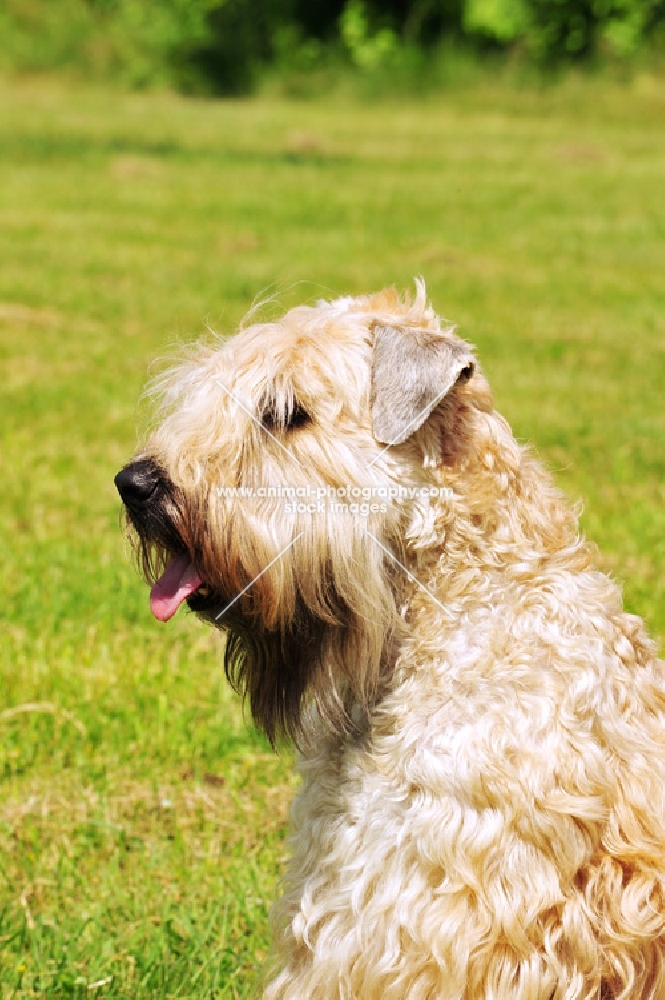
[114, 458, 206, 622]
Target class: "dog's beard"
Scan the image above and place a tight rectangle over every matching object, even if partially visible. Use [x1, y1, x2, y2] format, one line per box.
[129, 533, 368, 745]
[218, 599, 352, 747]
[124, 481, 404, 746]
[185, 556, 387, 747]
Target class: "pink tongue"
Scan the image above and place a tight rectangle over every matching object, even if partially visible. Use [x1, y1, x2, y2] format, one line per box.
[150, 554, 202, 622]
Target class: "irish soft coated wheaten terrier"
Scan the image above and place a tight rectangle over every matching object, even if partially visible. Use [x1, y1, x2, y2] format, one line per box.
[115, 282, 665, 1000]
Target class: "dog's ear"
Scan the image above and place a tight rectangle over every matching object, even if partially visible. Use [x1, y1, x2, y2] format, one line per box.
[371, 325, 475, 446]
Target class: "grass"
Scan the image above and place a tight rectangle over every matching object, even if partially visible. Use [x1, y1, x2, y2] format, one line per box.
[0, 71, 664, 997]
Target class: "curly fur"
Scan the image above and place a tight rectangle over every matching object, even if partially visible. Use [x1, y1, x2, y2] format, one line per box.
[116, 282, 665, 1000]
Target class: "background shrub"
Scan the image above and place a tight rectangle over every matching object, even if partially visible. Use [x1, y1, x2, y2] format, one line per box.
[0, 0, 663, 93]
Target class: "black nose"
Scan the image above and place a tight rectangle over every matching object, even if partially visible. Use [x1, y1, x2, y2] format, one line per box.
[114, 460, 160, 506]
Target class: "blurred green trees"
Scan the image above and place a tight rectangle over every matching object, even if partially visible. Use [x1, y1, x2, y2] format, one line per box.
[0, 0, 663, 91]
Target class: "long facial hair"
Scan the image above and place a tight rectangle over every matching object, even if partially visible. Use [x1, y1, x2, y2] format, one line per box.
[124, 472, 407, 747]
[193, 502, 407, 748]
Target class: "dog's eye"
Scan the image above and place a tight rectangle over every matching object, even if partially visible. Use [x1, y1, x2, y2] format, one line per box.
[285, 404, 311, 430]
[262, 403, 311, 432]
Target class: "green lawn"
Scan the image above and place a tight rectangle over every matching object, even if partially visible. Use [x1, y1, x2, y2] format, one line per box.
[0, 73, 664, 997]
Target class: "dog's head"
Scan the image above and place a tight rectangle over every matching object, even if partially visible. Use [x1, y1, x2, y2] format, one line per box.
[115, 282, 479, 743]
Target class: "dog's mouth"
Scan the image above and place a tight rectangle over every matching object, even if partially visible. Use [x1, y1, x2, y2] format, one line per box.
[149, 553, 204, 622]
[115, 459, 245, 625]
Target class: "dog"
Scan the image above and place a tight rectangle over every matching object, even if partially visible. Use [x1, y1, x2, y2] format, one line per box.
[115, 282, 665, 999]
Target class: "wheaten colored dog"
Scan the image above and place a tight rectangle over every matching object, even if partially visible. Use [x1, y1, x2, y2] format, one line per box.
[115, 283, 665, 1000]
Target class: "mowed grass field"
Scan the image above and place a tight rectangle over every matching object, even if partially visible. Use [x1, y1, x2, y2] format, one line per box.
[0, 73, 664, 997]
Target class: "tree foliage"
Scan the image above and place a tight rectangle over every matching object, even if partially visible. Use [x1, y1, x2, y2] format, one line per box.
[0, 0, 663, 92]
